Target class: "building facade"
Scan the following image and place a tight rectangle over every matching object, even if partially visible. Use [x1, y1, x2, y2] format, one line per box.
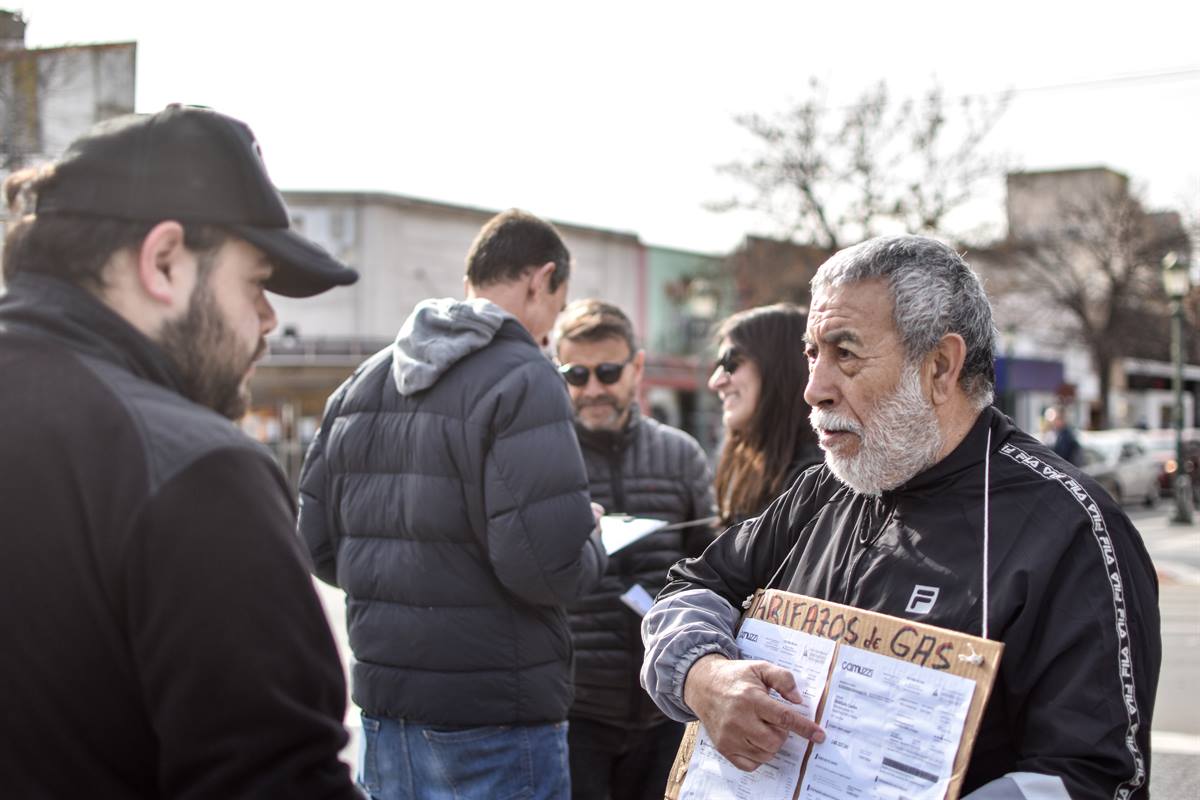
[978, 166, 1197, 434]
[0, 10, 136, 261]
[250, 191, 646, 483]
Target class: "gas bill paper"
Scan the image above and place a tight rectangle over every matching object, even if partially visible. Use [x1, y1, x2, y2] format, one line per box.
[679, 617, 837, 800]
[796, 645, 974, 800]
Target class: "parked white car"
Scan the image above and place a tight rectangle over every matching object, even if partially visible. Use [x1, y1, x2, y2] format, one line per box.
[1077, 430, 1161, 508]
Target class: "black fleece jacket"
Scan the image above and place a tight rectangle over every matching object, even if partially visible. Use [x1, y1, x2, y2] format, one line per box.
[0, 275, 357, 799]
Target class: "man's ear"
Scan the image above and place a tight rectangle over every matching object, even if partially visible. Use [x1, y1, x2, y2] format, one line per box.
[631, 349, 646, 382]
[135, 221, 193, 307]
[927, 333, 967, 406]
[526, 261, 557, 297]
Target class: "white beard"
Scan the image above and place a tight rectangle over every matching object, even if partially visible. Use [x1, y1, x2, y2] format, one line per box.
[810, 363, 944, 496]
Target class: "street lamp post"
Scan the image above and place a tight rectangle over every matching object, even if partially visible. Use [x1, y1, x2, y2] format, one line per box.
[1162, 252, 1194, 525]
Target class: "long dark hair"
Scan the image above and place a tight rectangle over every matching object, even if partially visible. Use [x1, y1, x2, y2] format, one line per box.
[712, 303, 818, 525]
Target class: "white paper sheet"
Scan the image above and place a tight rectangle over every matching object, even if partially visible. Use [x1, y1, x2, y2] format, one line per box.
[599, 515, 667, 554]
[679, 618, 837, 800]
[796, 645, 975, 800]
[618, 583, 655, 616]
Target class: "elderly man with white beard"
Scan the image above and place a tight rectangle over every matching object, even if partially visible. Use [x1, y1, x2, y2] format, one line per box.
[640, 235, 1161, 799]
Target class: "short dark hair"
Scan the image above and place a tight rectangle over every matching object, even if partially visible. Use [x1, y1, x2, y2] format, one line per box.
[465, 209, 570, 291]
[553, 298, 637, 355]
[3, 165, 227, 290]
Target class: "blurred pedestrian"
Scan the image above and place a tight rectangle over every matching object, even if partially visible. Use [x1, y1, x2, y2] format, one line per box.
[299, 209, 606, 800]
[553, 299, 716, 800]
[0, 106, 361, 797]
[707, 303, 823, 526]
[1046, 405, 1082, 465]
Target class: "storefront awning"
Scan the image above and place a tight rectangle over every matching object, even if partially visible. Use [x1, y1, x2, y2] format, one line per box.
[994, 357, 1064, 394]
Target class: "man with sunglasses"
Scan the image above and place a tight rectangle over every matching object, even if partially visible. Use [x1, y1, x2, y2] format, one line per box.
[553, 299, 716, 800]
[299, 210, 607, 800]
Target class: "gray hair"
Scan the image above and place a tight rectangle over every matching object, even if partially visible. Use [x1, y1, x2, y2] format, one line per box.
[811, 235, 997, 410]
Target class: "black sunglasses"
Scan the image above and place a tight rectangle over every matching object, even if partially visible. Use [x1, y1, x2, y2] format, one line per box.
[713, 350, 742, 376]
[558, 358, 632, 387]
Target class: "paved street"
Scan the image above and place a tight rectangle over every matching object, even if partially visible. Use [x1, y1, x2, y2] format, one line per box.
[317, 505, 1200, 794]
[1125, 506, 1200, 798]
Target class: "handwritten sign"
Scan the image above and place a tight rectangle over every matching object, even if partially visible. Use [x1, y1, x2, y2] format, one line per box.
[664, 590, 1004, 800]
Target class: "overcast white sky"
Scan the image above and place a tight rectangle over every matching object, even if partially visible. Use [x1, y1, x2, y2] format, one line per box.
[12, 0, 1200, 253]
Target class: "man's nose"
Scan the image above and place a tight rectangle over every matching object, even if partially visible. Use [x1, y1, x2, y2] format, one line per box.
[803, 357, 837, 408]
[259, 294, 278, 337]
[582, 370, 611, 393]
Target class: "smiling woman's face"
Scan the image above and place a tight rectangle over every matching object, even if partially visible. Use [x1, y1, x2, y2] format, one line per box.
[708, 337, 761, 435]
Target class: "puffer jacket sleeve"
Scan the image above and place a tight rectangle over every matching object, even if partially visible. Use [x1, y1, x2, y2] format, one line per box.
[297, 381, 350, 587]
[482, 359, 606, 606]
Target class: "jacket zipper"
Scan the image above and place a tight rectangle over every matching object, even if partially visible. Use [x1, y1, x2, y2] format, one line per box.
[609, 443, 627, 514]
[841, 496, 892, 605]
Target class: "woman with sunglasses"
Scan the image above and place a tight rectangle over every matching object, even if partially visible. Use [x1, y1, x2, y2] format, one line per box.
[708, 303, 822, 527]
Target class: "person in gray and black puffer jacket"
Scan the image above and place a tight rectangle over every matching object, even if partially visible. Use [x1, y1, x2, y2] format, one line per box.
[553, 300, 715, 800]
[300, 210, 606, 800]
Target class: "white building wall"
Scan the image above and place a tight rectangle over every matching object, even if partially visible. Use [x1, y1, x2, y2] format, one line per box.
[0, 42, 135, 266]
[1005, 168, 1128, 240]
[272, 191, 644, 343]
[38, 47, 130, 158]
[269, 199, 365, 338]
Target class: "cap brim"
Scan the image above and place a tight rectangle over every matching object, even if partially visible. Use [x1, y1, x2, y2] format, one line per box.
[233, 225, 359, 298]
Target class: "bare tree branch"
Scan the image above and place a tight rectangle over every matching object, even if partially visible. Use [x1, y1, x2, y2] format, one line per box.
[994, 175, 1189, 426]
[712, 77, 1009, 250]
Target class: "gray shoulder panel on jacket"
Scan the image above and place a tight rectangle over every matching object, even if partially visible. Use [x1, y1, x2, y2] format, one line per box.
[80, 355, 279, 494]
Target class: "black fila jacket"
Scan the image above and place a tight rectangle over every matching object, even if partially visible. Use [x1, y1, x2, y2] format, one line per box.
[642, 406, 1161, 799]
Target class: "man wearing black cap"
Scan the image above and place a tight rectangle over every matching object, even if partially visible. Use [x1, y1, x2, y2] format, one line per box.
[0, 105, 362, 798]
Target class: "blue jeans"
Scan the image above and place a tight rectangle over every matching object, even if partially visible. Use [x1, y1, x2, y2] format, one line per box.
[357, 713, 570, 800]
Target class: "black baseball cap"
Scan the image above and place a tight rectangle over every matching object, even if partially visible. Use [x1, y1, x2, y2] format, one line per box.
[35, 104, 358, 298]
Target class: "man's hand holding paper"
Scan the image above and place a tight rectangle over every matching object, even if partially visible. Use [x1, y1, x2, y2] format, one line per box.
[682, 654, 825, 772]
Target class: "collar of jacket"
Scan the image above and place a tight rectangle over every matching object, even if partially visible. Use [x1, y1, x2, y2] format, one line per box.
[574, 403, 643, 453]
[891, 405, 1012, 495]
[0, 273, 186, 394]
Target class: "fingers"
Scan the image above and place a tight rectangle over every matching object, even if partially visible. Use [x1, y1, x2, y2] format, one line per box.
[756, 662, 803, 704]
[693, 657, 826, 771]
[754, 663, 826, 742]
[726, 754, 762, 772]
[710, 724, 787, 767]
[768, 702, 826, 743]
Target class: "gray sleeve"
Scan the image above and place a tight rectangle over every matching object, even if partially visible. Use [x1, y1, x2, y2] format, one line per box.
[962, 773, 1071, 799]
[640, 587, 741, 722]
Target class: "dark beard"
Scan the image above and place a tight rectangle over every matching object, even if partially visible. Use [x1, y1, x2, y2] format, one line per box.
[158, 281, 259, 420]
[574, 396, 628, 432]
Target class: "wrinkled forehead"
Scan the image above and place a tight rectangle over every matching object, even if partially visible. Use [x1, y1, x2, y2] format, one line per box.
[805, 278, 897, 343]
